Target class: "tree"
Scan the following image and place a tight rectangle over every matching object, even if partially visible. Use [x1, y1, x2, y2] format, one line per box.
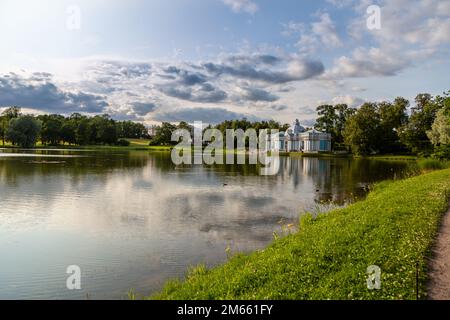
[76, 118, 92, 145]
[149, 122, 177, 146]
[0, 116, 8, 145]
[6, 115, 42, 148]
[427, 108, 450, 145]
[60, 121, 77, 145]
[334, 104, 356, 144]
[315, 104, 356, 148]
[377, 97, 409, 153]
[0, 106, 22, 145]
[88, 115, 118, 145]
[427, 93, 450, 147]
[2, 106, 21, 119]
[117, 120, 149, 139]
[38, 114, 64, 145]
[315, 105, 336, 134]
[343, 103, 381, 155]
[399, 93, 441, 154]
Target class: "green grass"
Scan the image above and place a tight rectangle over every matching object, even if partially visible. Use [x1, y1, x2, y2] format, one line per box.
[152, 169, 450, 300]
[0, 139, 172, 151]
[417, 159, 450, 171]
[278, 151, 351, 158]
[356, 155, 419, 161]
[125, 138, 152, 146]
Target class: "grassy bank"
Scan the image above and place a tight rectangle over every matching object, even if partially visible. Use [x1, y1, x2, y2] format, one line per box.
[356, 155, 418, 161]
[281, 151, 352, 158]
[152, 169, 450, 300]
[0, 139, 172, 151]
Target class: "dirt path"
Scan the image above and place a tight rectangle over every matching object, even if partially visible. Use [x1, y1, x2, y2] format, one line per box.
[428, 203, 450, 300]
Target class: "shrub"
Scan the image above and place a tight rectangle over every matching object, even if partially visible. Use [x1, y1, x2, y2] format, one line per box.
[417, 158, 449, 171]
[432, 145, 450, 160]
[116, 139, 130, 146]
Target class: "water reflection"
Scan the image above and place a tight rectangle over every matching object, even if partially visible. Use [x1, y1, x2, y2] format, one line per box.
[0, 149, 418, 299]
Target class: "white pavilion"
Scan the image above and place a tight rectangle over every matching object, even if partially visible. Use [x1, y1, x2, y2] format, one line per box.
[265, 119, 332, 153]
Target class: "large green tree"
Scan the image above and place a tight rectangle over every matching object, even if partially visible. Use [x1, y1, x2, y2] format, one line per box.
[427, 92, 450, 148]
[6, 115, 42, 148]
[38, 114, 65, 145]
[377, 97, 409, 153]
[150, 122, 178, 146]
[343, 103, 381, 155]
[315, 104, 356, 147]
[117, 120, 149, 139]
[0, 106, 22, 145]
[399, 93, 441, 154]
[428, 108, 450, 145]
[76, 118, 92, 145]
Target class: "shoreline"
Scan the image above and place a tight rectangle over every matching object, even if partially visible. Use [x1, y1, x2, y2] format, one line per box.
[1, 144, 418, 160]
[150, 169, 450, 300]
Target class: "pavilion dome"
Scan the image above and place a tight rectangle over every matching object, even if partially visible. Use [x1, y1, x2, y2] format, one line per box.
[285, 119, 305, 136]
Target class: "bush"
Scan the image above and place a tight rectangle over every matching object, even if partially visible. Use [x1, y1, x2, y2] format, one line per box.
[6, 115, 42, 148]
[116, 139, 130, 146]
[417, 158, 449, 171]
[432, 145, 450, 160]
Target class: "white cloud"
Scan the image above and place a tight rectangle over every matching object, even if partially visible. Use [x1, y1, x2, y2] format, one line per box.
[311, 13, 342, 48]
[294, 13, 342, 54]
[331, 95, 364, 108]
[325, 0, 355, 8]
[330, 0, 450, 81]
[222, 0, 258, 14]
[325, 47, 411, 79]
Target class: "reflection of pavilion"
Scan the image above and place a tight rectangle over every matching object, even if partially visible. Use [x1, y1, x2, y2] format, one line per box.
[278, 156, 331, 190]
[278, 156, 340, 203]
[302, 157, 330, 177]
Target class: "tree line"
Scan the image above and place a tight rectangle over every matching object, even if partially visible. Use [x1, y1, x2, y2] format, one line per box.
[314, 91, 449, 158]
[0, 108, 150, 148]
[149, 91, 449, 159]
[338, 92, 449, 158]
[148, 119, 290, 147]
[2, 90, 449, 158]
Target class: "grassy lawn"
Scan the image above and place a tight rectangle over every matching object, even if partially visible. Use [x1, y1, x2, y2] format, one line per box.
[356, 155, 419, 161]
[0, 139, 172, 151]
[152, 169, 450, 300]
[281, 152, 352, 158]
[126, 138, 152, 146]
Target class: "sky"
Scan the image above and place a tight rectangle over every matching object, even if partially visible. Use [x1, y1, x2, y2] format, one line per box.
[0, 0, 449, 125]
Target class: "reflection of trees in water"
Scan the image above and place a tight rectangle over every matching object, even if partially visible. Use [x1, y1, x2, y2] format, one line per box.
[0, 151, 151, 185]
[1, 151, 418, 204]
[272, 157, 419, 205]
[0, 151, 421, 274]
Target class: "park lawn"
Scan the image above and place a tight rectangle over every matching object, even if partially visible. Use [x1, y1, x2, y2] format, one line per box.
[125, 138, 152, 146]
[1, 140, 172, 151]
[152, 169, 450, 300]
[356, 155, 419, 161]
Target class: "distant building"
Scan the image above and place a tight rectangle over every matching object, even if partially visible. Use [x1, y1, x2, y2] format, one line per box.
[266, 119, 331, 153]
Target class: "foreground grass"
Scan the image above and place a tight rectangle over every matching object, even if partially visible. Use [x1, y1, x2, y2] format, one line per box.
[152, 169, 450, 300]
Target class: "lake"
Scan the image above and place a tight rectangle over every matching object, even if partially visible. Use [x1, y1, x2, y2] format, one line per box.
[0, 149, 419, 299]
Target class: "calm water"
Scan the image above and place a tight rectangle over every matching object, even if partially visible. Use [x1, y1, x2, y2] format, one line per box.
[0, 149, 419, 299]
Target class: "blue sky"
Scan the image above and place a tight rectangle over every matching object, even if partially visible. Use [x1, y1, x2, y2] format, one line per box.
[1, 0, 449, 125]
